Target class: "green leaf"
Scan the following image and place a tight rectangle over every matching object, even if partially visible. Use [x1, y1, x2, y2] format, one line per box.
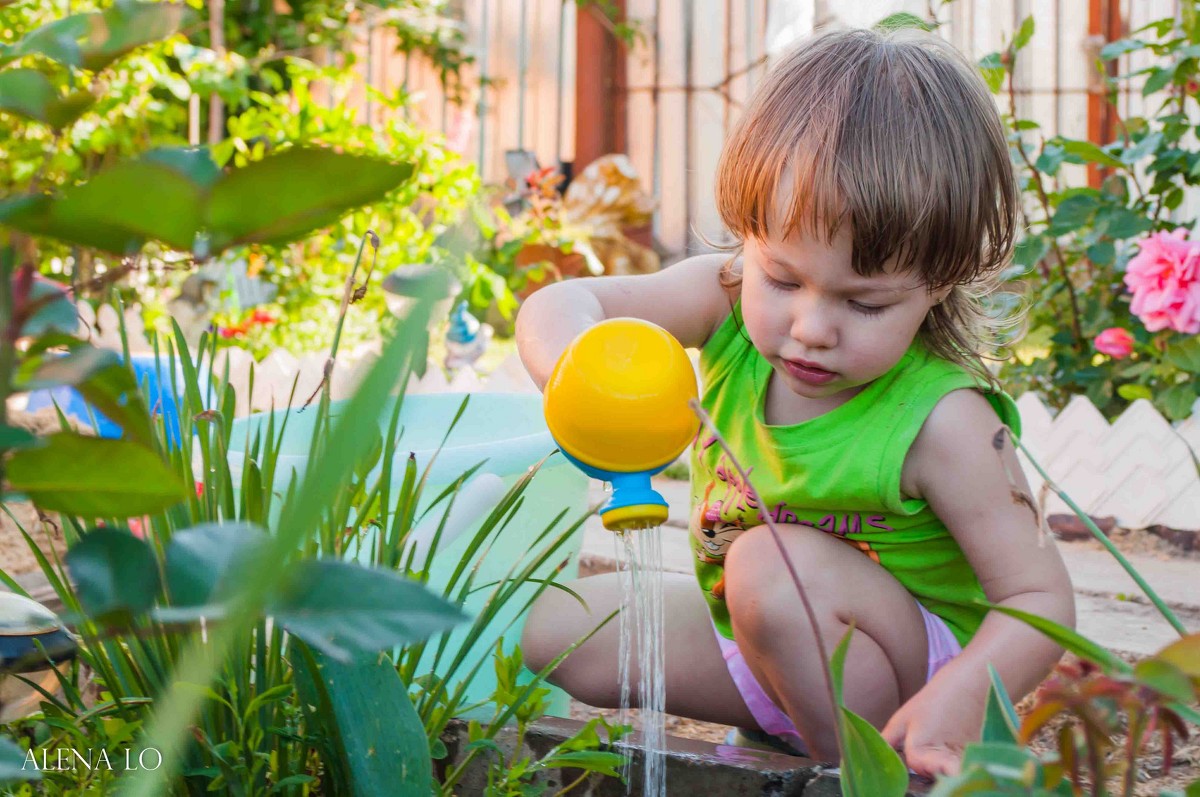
[980, 664, 1019, 744]
[7, 433, 188, 517]
[271, 560, 467, 662]
[33, 157, 206, 251]
[65, 528, 160, 620]
[1035, 143, 1066, 176]
[205, 148, 414, 251]
[164, 523, 268, 607]
[1086, 240, 1115, 266]
[80, 3, 193, 72]
[1155, 634, 1200, 678]
[1132, 659, 1195, 704]
[0, 736, 39, 782]
[1156, 383, 1198, 421]
[1165, 337, 1200, 372]
[1143, 67, 1174, 96]
[978, 52, 1005, 94]
[874, 12, 935, 32]
[75, 361, 156, 447]
[1117, 383, 1153, 401]
[985, 603, 1132, 674]
[0, 68, 94, 129]
[535, 750, 625, 777]
[829, 624, 853, 708]
[1013, 235, 1050, 269]
[1013, 16, 1035, 51]
[20, 279, 78, 337]
[1098, 207, 1153, 239]
[1048, 194, 1099, 235]
[290, 643, 431, 797]
[840, 709, 909, 797]
[0, 424, 39, 450]
[18, 346, 119, 391]
[1060, 139, 1123, 169]
[959, 742, 1044, 786]
[1121, 131, 1163, 164]
[0, 69, 57, 125]
[1100, 38, 1145, 60]
[0, 195, 142, 255]
[0, 14, 88, 68]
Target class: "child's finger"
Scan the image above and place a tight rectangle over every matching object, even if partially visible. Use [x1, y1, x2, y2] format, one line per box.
[905, 745, 960, 779]
[879, 712, 908, 748]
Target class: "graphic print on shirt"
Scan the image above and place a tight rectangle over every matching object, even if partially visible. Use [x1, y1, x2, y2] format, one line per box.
[689, 482, 747, 600]
[694, 434, 887, 572]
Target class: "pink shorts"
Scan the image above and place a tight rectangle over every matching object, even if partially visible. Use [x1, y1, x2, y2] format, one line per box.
[715, 604, 962, 749]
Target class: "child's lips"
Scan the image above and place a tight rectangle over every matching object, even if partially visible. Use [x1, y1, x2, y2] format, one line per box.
[781, 358, 838, 386]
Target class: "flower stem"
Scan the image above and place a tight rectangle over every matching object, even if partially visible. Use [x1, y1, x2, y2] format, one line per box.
[1005, 428, 1188, 637]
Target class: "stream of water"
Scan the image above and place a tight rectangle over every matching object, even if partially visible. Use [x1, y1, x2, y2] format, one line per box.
[614, 527, 667, 797]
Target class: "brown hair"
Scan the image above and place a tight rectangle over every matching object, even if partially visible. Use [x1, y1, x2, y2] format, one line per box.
[713, 26, 1020, 385]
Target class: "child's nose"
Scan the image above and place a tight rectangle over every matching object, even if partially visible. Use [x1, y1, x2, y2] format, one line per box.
[790, 305, 837, 349]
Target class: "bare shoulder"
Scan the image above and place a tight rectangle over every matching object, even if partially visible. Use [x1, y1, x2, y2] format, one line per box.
[901, 388, 1015, 501]
[582, 252, 739, 349]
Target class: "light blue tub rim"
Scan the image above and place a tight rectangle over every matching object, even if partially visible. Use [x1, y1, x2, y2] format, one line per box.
[224, 392, 563, 488]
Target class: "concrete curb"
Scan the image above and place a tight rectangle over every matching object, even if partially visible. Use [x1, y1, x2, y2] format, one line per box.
[439, 715, 931, 796]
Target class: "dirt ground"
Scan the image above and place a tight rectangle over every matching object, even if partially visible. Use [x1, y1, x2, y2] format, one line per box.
[0, 407, 74, 577]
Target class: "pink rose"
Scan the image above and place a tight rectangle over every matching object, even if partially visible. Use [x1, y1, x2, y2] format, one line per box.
[1124, 228, 1200, 334]
[1094, 327, 1134, 358]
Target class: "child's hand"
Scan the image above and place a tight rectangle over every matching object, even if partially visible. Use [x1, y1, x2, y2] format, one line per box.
[880, 674, 983, 778]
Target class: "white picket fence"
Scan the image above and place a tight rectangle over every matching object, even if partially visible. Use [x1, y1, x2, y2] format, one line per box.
[71, 302, 1200, 532]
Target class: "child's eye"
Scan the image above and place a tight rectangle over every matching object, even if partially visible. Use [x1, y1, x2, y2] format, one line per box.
[762, 273, 797, 292]
[850, 301, 887, 316]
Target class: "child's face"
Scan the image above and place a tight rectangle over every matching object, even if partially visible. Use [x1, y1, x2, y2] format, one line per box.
[740, 226, 946, 403]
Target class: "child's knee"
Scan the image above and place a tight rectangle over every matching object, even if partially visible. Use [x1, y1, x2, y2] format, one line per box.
[520, 592, 565, 674]
[724, 525, 835, 639]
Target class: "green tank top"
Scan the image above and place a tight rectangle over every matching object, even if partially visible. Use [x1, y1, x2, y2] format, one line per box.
[689, 302, 1021, 648]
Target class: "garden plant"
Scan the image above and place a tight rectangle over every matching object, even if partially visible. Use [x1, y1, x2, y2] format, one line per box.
[0, 1, 1196, 796]
[0, 2, 625, 795]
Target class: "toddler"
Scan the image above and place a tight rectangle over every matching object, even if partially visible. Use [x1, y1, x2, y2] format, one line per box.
[515, 26, 1075, 778]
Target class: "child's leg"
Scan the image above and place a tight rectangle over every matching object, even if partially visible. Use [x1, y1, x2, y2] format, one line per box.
[521, 571, 761, 729]
[723, 525, 932, 760]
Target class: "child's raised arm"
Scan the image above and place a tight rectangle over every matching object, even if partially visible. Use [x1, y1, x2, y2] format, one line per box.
[515, 253, 733, 389]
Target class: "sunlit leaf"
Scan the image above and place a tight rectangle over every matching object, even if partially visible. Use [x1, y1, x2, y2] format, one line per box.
[981, 664, 1020, 744]
[65, 528, 160, 620]
[0, 735, 39, 782]
[985, 603, 1131, 674]
[7, 433, 187, 516]
[840, 709, 909, 797]
[164, 523, 267, 607]
[205, 149, 414, 250]
[291, 643, 431, 796]
[273, 561, 466, 662]
[1155, 634, 1200, 678]
[75, 360, 156, 447]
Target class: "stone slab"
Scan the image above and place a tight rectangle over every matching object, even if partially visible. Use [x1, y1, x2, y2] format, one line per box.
[1057, 542, 1200, 609]
[440, 715, 819, 796]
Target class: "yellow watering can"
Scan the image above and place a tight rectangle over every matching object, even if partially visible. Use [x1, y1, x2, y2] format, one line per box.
[544, 318, 700, 531]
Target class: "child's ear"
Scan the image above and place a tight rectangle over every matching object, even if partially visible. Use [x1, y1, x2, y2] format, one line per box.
[931, 285, 953, 305]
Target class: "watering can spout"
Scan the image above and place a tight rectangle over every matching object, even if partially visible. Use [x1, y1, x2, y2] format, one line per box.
[543, 318, 699, 531]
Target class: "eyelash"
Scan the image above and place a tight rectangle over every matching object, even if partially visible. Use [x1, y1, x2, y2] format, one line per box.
[761, 274, 889, 317]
